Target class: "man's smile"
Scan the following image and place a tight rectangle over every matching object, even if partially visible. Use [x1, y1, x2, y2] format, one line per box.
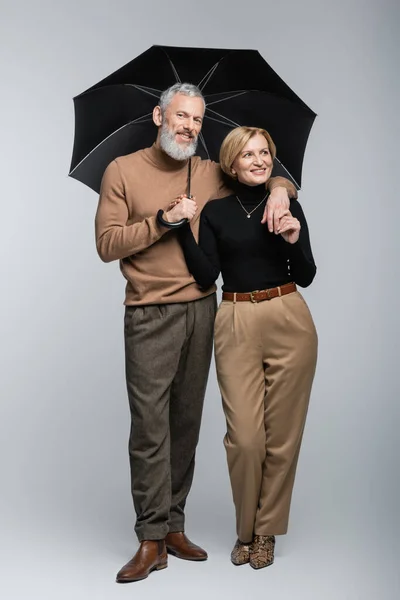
[176, 131, 194, 142]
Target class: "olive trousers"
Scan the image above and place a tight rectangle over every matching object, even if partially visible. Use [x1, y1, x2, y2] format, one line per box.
[124, 294, 217, 541]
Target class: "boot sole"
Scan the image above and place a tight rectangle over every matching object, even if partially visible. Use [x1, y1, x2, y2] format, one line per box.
[249, 558, 274, 570]
[231, 558, 250, 566]
[166, 548, 208, 561]
[116, 561, 168, 583]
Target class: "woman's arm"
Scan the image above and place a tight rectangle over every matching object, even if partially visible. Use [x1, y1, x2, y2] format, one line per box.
[178, 211, 221, 290]
[283, 200, 317, 288]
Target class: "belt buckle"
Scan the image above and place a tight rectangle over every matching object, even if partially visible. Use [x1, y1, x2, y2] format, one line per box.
[250, 290, 259, 303]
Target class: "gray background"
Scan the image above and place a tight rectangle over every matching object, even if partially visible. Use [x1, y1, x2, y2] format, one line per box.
[1, 0, 399, 598]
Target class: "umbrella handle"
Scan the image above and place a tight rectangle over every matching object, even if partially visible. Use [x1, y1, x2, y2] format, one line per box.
[156, 210, 188, 229]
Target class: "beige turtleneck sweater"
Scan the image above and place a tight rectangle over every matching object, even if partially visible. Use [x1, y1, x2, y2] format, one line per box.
[95, 144, 295, 305]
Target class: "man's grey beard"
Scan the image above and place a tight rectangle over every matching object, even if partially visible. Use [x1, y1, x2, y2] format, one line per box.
[159, 122, 198, 161]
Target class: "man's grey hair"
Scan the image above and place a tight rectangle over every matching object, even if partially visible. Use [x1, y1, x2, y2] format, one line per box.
[159, 83, 205, 116]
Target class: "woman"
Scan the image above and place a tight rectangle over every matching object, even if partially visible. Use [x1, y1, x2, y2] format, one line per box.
[179, 127, 318, 569]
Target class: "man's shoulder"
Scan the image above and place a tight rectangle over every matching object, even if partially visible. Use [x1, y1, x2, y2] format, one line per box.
[101, 148, 153, 189]
[113, 152, 219, 172]
[114, 148, 148, 168]
[192, 156, 220, 175]
[192, 157, 224, 198]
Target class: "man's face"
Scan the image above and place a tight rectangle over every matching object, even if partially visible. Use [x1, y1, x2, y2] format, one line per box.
[157, 93, 205, 161]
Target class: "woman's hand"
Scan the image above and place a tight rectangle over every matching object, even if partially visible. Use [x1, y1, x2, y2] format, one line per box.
[278, 210, 301, 244]
[164, 195, 197, 222]
[261, 187, 290, 233]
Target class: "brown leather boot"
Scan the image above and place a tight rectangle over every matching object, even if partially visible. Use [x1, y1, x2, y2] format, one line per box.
[165, 532, 208, 561]
[250, 535, 275, 569]
[116, 540, 168, 583]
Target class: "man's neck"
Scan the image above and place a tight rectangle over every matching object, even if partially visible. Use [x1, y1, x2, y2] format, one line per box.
[145, 142, 189, 172]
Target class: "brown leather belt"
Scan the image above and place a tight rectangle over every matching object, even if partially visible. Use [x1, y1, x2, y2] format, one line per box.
[222, 282, 297, 303]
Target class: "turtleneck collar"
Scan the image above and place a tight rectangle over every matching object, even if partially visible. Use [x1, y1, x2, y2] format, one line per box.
[230, 178, 270, 206]
[143, 143, 189, 172]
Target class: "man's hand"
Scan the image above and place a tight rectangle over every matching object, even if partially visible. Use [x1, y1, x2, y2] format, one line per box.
[261, 186, 290, 233]
[164, 195, 197, 222]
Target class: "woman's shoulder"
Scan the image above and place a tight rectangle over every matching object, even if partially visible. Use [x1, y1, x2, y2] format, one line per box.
[203, 194, 235, 216]
[290, 198, 306, 218]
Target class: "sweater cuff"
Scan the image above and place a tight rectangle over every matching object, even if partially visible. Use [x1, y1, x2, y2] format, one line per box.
[156, 210, 188, 229]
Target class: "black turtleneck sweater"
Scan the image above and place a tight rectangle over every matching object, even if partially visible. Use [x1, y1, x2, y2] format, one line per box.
[179, 181, 316, 292]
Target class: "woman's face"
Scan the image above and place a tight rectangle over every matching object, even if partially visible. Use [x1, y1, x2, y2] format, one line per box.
[231, 133, 273, 186]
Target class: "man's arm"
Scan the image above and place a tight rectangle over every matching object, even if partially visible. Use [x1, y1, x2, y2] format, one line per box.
[212, 164, 297, 231]
[267, 176, 297, 199]
[95, 160, 169, 263]
[213, 173, 297, 202]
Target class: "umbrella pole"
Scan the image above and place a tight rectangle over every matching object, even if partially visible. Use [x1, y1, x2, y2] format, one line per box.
[156, 158, 191, 230]
[187, 158, 192, 198]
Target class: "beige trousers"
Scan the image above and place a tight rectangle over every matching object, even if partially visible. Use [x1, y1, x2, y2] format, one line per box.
[214, 290, 318, 542]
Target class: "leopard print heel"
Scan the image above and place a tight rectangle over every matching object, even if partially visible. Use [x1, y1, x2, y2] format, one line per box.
[250, 535, 275, 569]
[230, 539, 253, 566]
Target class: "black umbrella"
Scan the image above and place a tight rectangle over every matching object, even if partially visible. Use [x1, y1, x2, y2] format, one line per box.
[69, 45, 316, 193]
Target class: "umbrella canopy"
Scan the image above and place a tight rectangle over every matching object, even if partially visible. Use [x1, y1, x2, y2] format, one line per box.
[69, 45, 316, 193]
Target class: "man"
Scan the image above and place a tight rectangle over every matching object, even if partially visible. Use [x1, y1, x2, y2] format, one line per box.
[95, 83, 296, 583]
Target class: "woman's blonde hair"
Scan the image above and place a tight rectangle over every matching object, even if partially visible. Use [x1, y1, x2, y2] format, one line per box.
[219, 126, 276, 178]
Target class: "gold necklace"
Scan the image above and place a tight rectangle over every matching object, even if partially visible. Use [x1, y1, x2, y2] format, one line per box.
[235, 194, 268, 219]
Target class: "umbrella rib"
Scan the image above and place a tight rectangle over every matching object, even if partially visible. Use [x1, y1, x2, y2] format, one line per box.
[129, 84, 162, 99]
[206, 109, 241, 127]
[198, 132, 210, 160]
[197, 62, 221, 91]
[132, 112, 155, 123]
[205, 114, 236, 127]
[206, 91, 249, 106]
[169, 59, 181, 83]
[131, 84, 162, 92]
[274, 156, 301, 190]
[69, 115, 154, 175]
[130, 112, 153, 122]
